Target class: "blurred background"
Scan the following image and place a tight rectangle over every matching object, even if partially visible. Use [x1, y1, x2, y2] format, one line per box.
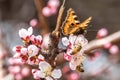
[0, 0, 120, 80]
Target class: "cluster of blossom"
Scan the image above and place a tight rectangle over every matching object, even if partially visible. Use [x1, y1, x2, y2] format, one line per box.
[42, 0, 60, 17]
[13, 27, 44, 65]
[8, 58, 31, 80]
[13, 27, 62, 80]
[62, 34, 88, 71]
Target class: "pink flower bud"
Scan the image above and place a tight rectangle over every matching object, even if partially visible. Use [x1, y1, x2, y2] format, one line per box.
[109, 45, 119, 55]
[42, 7, 52, 17]
[94, 52, 101, 58]
[97, 28, 108, 38]
[48, 0, 60, 8]
[64, 53, 72, 61]
[68, 72, 79, 80]
[21, 67, 31, 77]
[62, 65, 70, 74]
[50, 7, 57, 14]
[8, 58, 15, 65]
[15, 73, 23, 80]
[9, 65, 21, 74]
[29, 19, 38, 27]
[103, 43, 112, 49]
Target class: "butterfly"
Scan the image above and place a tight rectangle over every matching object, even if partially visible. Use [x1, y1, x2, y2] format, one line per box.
[62, 8, 92, 36]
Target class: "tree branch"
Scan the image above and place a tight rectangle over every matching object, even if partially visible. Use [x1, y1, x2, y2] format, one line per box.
[34, 0, 49, 35]
[83, 30, 120, 54]
[54, 0, 65, 32]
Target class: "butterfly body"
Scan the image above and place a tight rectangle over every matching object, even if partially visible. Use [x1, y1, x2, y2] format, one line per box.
[62, 8, 92, 36]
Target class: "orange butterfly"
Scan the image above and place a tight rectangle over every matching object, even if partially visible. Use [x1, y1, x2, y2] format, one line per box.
[62, 8, 92, 36]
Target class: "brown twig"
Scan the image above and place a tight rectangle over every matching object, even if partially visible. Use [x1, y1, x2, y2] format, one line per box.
[47, 0, 66, 67]
[83, 30, 120, 54]
[56, 30, 120, 66]
[34, 0, 49, 35]
[54, 0, 65, 32]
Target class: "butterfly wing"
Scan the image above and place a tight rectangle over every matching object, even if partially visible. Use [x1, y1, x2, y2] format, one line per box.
[62, 8, 92, 36]
[79, 17, 92, 30]
[62, 8, 80, 36]
[69, 17, 92, 35]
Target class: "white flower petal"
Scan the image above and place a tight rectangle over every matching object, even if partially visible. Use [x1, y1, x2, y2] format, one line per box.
[19, 28, 28, 38]
[30, 35, 35, 41]
[38, 54, 44, 60]
[27, 45, 39, 57]
[37, 71, 45, 78]
[36, 35, 42, 41]
[21, 48, 28, 55]
[69, 62, 76, 70]
[62, 37, 69, 46]
[41, 33, 50, 49]
[28, 27, 33, 36]
[39, 61, 52, 72]
[69, 34, 77, 44]
[51, 69, 62, 79]
[75, 35, 88, 47]
[46, 76, 53, 80]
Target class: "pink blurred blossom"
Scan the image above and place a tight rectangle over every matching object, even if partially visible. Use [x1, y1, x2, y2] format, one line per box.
[109, 45, 119, 55]
[50, 7, 57, 14]
[68, 72, 79, 80]
[42, 7, 52, 17]
[62, 65, 70, 74]
[48, 0, 60, 8]
[97, 28, 108, 38]
[103, 42, 112, 49]
[21, 67, 31, 77]
[15, 73, 23, 80]
[30, 19, 38, 27]
[9, 57, 25, 65]
[8, 65, 21, 74]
